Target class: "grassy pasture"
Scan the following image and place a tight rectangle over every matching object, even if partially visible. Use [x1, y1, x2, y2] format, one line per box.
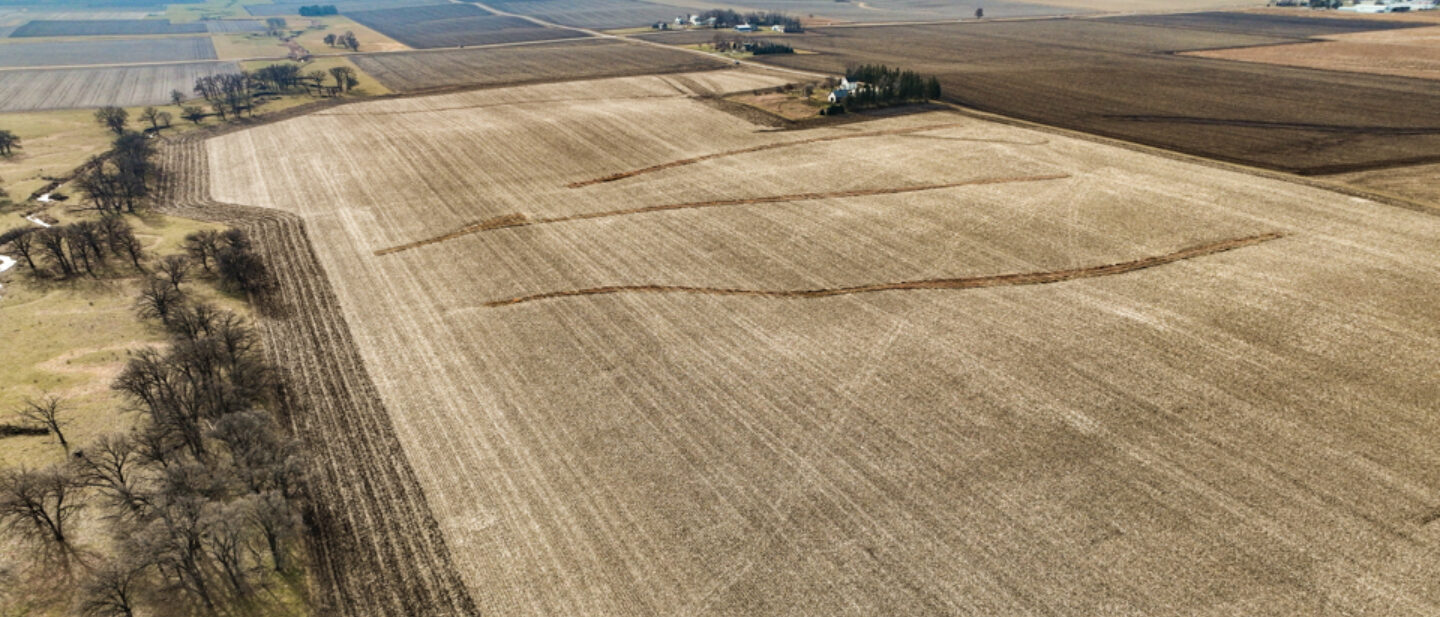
[0, 36, 217, 67]
[0, 61, 238, 112]
[9, 18, 208, 37]
[345, 3, 585, 49]
[350, 38, 726, 91]
[204, 71, 1440, 616]
[746, 18, 1440, 174]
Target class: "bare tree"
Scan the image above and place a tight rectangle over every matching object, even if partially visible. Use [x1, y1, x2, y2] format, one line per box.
[0, 466, 83, 552]
[139, 107, 161, 131]
[200, 499, 254, 597]
[5, 227, 37, 271]
[76, 434, 149, 514]
[183, 230, 220, 273]
[171, 89, 186, 107]
[136, 276, 186, 323]
[100, 216, 145, 271]
[16, 395, 69, 454]
[157, 111, 173, 128]
[181, 105, 206, 125]
[155, 254, 191, 292]
[34, 226, 75, 278]
[95, 106, 129, 135]
[0, 129, 19, 156]
[246, 491, 300, 571]
[77, 559, 145, 617]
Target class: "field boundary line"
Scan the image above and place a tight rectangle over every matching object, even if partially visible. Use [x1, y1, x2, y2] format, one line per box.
[482, 232, 1284, 307]
[375, 174, 1070, 256]
[567, 122, 968, 188]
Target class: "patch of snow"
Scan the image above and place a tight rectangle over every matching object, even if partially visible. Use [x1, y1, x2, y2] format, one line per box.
[25, 215, 52, 228]
[0, 255, 14, 273]
[36, 193, 51, 203]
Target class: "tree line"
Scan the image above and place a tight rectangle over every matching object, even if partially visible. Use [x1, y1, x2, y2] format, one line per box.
[322, 31, 359, 51]
[1, 243, 304, 615]
[835, 64, 942, 112]
[698, 9, 803, 31]
[709, 33, 793, 55]
[298, 4, 337, 16]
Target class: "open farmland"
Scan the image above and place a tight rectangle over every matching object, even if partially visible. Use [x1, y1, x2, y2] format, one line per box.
[1101, 10, 1427, 37]
[241, 0, 440, 16]
[199, 71, 1440, 616]
[0, 36, 216, 67]
[748, 17, 1440, 174]
[0, 61, 236, 111]
[350, 38, 726, 91]
[9, 18, 208, 36]
[204, 18, 265, 33]
[346, 3, 585, 49]
[481, 0, 701, 30]
[1187, 24, 1440, 81]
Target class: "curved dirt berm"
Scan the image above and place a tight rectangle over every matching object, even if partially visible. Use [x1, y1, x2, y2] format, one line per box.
[155, 138, 481, 617]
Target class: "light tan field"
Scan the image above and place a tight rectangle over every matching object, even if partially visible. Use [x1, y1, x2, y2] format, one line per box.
[1188, 24, 1440, 80]
[206, 70, 1440, 616]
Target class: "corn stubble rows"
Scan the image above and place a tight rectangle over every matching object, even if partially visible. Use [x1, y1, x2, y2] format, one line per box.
[198, 72, 1440, 615]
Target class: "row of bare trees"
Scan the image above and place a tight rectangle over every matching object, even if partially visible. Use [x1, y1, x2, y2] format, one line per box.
[1, 239, 304, 616]
[1, 217, 145, 279]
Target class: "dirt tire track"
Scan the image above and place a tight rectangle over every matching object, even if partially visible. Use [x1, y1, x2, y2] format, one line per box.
[155, 138, 482, 617]
[566, 122, 971, 188]
[482, 232, 1284, 307]
[376, 174, 1072, 256]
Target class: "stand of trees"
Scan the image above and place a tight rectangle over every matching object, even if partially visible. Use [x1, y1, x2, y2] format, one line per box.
[322, 30, 359, 51]
[698, 9, 803, 31]
[75, 131, 160, 217]
[708, 34, 792, 54]
[298, 4, 337, 16]
[1, 231, 302, 616]
[836, 64, 942, 112]
[0, 216, 146, 279]
[193, 73, 257, 121]
[264, 17, 287, 37]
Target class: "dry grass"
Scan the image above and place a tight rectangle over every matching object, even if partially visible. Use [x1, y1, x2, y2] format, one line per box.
[205, 71, 1440, 615]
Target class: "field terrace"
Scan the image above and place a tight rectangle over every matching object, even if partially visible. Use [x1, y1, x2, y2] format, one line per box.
[203, 69, 1440, 615]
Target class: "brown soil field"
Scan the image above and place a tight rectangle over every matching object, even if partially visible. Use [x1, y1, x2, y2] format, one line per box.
[345, 3, 588, 49]
[201, 71, 1440, 616]
[349, 38, 731, 91]
[1334, 161, 1440, 207]
[749, 18, 1440, 174]
[1187, 25, 1440, 81]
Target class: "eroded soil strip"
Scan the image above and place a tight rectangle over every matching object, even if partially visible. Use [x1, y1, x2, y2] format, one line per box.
[566, 122, 966, 188]
[483, 232, 1284, 307]
[377, 174, 1070, 256]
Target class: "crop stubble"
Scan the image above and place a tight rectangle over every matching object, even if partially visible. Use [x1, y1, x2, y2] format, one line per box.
[155, 137, 481, 617]
[749, 17, 1440, 174]
[201, 73, 1440, 615]
[0, 61, 238, 112]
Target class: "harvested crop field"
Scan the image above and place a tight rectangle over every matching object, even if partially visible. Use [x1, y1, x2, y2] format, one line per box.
[1099, 10, 1427, 37]
[481, 0, 711, 29]
[0, 61, 236, 111]
[203, 70, 1440, 616]
[346, 3, 585, 49]
[204, 19, 265, 33]
[750, 18, 1440, 174]
[241, 0, 440, 16]
[350, 38, 725, 91]
[0, 36, 216, 68]
[9, 18, 208, 36]
[1186, 24, 1440, 81]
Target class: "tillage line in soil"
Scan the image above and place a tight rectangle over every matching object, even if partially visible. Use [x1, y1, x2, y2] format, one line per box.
[374, 174, 1071, 256]
[566, 122, 967, 188]
[483, 232, 1284, 307]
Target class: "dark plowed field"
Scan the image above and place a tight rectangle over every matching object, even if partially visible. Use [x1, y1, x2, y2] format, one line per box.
[346, 3, 584, 48]
[1100, 11, 1430, 38]
[351, 38, 723, 91]
[752, 18, 1440, 174]
[9, 18, 207, 36]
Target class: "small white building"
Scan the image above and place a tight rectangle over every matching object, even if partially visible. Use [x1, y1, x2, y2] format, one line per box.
[735, 23, 754, 32]
[771, 24, 785, 32]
